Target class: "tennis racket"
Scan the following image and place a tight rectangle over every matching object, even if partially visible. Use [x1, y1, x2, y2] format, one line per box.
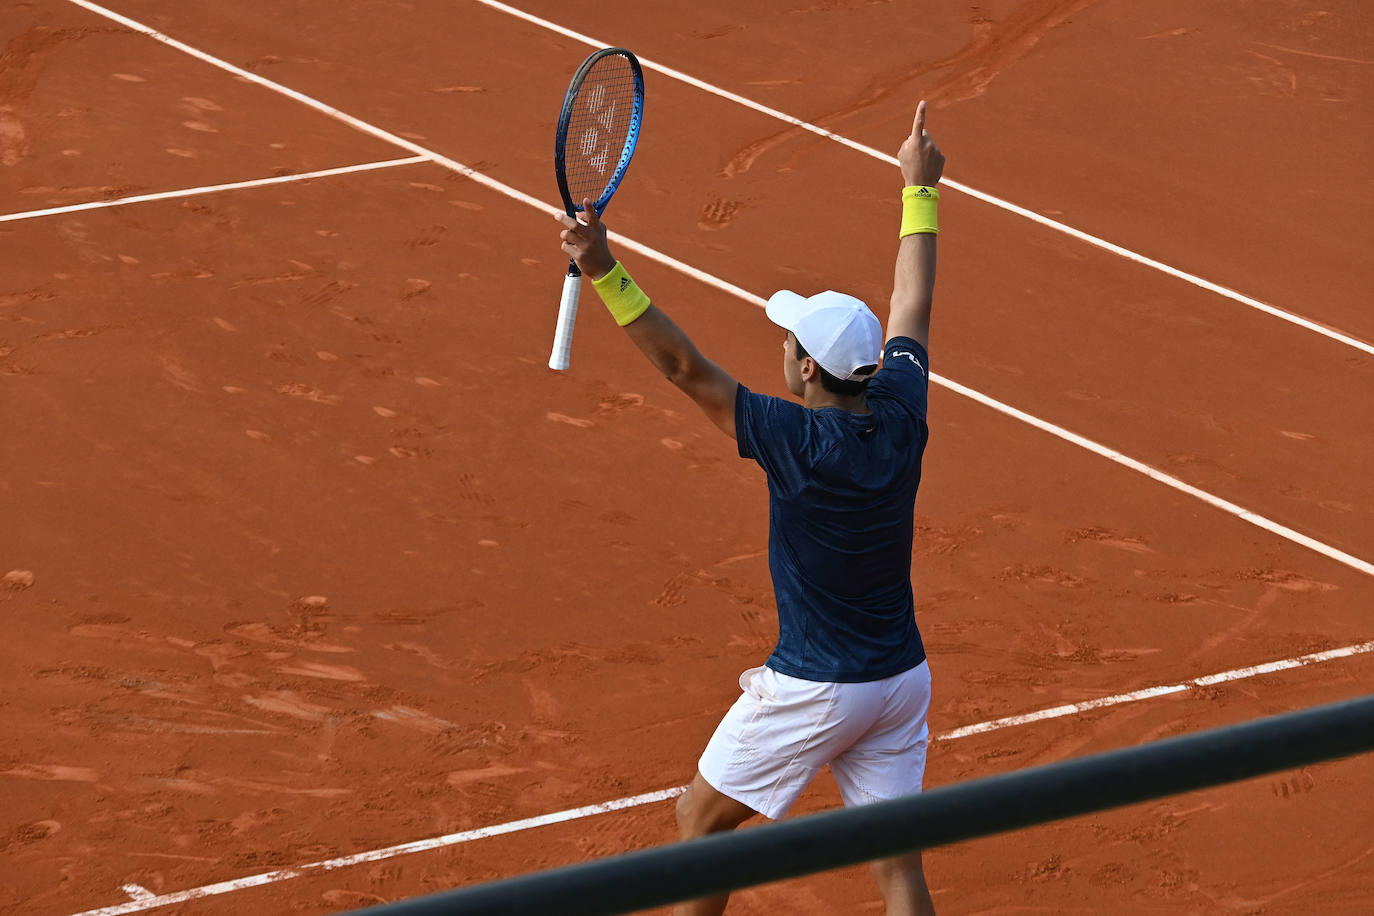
[548, 47, 646, 371]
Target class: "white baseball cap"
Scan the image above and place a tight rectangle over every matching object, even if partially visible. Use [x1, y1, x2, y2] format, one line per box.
[765, 289, 883, 381]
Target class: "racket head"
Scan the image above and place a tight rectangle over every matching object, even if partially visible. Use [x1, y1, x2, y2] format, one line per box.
[554, 48, 645, 218]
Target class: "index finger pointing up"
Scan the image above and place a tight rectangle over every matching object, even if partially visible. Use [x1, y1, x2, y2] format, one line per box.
[913, 99, 927, 137]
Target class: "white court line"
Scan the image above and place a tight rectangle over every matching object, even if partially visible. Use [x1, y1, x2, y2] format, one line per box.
[0, 157, 427, 224]
[932, 374, 1374, 578]
[472, 0, 1374, 360]
[69, 640, 1374, 915]
[70, 789, 688, 916]
[939, 640, 1374, 738]
[116, 887, 153, 903]
[59, 0, 1374, 578]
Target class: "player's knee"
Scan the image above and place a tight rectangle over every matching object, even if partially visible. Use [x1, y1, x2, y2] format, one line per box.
[676, 784, 738, 839]
[675, 786, 704, 838]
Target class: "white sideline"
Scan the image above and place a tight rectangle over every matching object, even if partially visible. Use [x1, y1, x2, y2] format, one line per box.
[0, 157, 428, 224]
[57, 0, 1374, 579]
[932, 374, 1374, 578]
[939, 640, 1374, 739]
[70, 788, 689, 916]
[472, 0, 1374, 360]
[69, 640, 1374, 915]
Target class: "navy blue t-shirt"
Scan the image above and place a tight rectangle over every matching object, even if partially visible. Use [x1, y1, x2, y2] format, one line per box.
[735, 337, 931, 683]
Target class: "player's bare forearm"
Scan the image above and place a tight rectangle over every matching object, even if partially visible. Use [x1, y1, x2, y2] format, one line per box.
[886, 101, 945, 349]
[556, 202, 738, 439]
[623, 305, 704, 382]
[623, 306, 737, 438]
[889, 233, 936, 350]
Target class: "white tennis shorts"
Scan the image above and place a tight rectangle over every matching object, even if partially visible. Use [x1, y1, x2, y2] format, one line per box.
[698, 661, 931, 820]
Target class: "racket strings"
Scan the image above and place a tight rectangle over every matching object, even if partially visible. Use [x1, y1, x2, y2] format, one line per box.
[564, 56, 637, 207]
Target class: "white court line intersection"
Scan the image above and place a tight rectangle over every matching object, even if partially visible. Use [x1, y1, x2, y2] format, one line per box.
[0, 157, 428, 225]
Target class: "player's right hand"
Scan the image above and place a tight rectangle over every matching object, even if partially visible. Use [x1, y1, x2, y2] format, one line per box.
[898, 100, 945, 187]
[557, 199, 616, 281]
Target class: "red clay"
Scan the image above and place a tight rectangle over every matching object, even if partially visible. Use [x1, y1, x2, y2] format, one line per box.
[2, 2, 1371, 914]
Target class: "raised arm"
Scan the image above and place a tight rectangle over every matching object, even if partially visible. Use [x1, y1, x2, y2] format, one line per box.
[557, 201, 738, 439]
[887, 101, 946, 350]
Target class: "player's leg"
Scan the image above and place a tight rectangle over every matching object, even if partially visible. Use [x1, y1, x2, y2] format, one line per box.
[680, 665, 878, 914]
[676, 770, 758, 839]
[869, 850, 936, 916]
[672, 771, 758, 916]
[829, 661, 935, 915]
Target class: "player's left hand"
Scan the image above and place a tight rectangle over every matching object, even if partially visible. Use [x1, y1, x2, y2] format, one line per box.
[898, 100, 944, 188]
[556, 199, 616, 281]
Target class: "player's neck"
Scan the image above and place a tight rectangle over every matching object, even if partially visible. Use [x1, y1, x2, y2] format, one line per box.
[803, 385, 870, 414]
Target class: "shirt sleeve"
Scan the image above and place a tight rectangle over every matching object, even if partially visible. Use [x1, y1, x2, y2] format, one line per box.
[868, 337, 930, 422]
[735, 383, 811, 494]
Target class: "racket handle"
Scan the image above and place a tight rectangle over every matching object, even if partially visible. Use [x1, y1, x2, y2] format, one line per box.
[548, 264, 582, 371]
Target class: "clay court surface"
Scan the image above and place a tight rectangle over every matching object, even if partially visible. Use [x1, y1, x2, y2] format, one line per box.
[2, 0, 1372, 913]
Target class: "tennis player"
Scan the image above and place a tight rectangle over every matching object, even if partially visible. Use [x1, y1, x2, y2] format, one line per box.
[557, 101, 945, 916]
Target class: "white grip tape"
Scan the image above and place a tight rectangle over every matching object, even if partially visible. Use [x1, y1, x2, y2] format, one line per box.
[548, 271, 582, 370]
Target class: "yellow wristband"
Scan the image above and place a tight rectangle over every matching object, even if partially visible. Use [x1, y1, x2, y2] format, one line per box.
[591, 261, 652, 327]
[899, 186, 939, 238]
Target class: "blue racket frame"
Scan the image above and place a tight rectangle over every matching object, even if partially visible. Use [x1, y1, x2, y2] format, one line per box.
[553, 47, 646, 217]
